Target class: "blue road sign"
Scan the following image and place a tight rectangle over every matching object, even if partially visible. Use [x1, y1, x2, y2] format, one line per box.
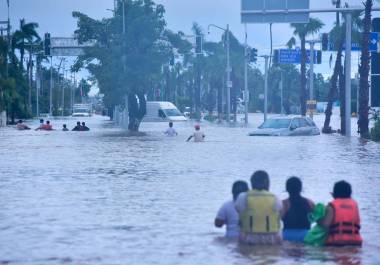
[328, 42, 361, 51]
[328, 32, 378, 51]
[278, 49, 319, 64]
[370, 32, 379, 52]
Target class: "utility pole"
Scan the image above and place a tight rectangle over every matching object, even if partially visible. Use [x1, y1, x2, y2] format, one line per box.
[226, 24, 231, 123]
[260, 55, 270, 121]
[344, 12, 352, 137]
[207, 23, 231, 123]
[280, 72, 284, 114]
[36, 55, 41, 117]
[244, 24, 249, 124]
[49, 56, 53, 116]
[122, 0, 126, 34]
[309, 41, 315, 120]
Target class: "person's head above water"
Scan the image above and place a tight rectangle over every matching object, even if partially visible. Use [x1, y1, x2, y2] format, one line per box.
[18, 120, 22, 123]
[46, 120, 50, 125]
[169, 122, 173, 127]
[77, 121, 81, 126]
[332, 180, 352, 199]
[232, 180, 249, 201]
[286, 176, 302, 197]
[40, 119, 44, 123]
[194, 124, 200, 131]
[250, 170, 270, 191]
[82, 122, 86, 126]
[63, 124, 67, 128]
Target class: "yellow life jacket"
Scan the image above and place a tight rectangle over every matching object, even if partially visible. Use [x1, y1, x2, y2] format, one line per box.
[240, 189, 280, 234]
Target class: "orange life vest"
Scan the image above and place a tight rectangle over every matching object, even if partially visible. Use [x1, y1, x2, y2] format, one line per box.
[326, 198, 362, 246]
[42, 124, 52, 130]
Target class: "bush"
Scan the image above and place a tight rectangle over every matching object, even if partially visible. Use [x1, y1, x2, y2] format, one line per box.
[371, 119, 380, 142]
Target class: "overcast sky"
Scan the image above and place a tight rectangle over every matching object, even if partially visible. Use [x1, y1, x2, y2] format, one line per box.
[0, 0, 379, 82]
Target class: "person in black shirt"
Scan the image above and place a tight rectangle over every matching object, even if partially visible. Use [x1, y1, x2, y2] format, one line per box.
[72, 121, 81, 131]
[282, 176, 314, 243]
[81, 122, 90, 131]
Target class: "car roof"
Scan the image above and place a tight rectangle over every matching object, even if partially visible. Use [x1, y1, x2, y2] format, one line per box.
[268, 115, 306, 120]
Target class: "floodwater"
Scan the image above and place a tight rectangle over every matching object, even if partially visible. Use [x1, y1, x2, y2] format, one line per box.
[0, 113, 379, 265]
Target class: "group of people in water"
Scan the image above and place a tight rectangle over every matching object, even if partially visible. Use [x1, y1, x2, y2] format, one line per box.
[215, 170, 362, 247]
[164, 122, 205, 142]
[16, 119, 90, 131]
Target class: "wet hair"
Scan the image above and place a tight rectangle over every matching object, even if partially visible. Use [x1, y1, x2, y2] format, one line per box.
[232, 181, 249, 201]
[40, 119, 44, 123]
[46, 121, 50, 124]
[333, 180, 352, 199]
[286, 176, 302, 197]
[77, 121, 81, 125]
[169, 122, 173, 127]
[82, 122, 86, 125]
[63, 124, 67, 128]
[250, 170, 270, 191]
[18, 120, 22, 123]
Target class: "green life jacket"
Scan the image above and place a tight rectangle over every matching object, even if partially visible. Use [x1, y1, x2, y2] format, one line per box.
[240, 189, 280, 234]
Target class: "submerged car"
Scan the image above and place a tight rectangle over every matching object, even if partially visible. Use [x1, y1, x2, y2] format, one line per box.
[249, 116, 320, 136]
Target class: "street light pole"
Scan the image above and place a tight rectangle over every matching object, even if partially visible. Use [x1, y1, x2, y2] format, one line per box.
[244, 24, 248, 124]
[264, 55, 269, 121]
[280, 72, 284, 114]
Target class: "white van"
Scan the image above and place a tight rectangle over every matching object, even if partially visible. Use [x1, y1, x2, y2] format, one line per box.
[143, 101, 187, 122]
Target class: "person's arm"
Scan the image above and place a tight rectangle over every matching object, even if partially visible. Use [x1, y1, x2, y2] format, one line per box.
[281, 199, 289, 218]
[215, 203, 227, 228]
[318, 205, 334, 229]
[235, 193, 247, 213]
[186, 135, 193, 142]
[214, 219, 225, 228]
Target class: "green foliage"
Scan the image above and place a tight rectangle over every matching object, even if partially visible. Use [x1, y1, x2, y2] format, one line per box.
[371, 110, 380, 141]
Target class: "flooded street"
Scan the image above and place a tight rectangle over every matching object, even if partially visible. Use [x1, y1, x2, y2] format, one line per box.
[1, 114, 380, 265]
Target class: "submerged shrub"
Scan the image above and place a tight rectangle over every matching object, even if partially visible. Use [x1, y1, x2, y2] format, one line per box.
[371, 119, 380, 142]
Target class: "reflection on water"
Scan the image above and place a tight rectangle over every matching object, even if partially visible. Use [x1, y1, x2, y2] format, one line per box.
[0, 114, 379, 265]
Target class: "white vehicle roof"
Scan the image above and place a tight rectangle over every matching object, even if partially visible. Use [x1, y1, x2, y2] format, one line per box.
[146, 101, 177, 109]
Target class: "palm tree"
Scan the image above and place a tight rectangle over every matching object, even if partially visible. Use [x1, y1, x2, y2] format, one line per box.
[323, 7, 362, 134]
[12, 19, 40, 112]
[12, 19, 40, 70]
[289, 18, 324, 116]
[358, 0, 375, 138]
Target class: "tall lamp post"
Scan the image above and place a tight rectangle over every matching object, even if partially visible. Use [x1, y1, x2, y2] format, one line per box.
[207, 24, 231, 123]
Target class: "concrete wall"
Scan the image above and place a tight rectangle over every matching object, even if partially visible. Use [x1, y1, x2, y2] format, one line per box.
[0, 111, 6, 127]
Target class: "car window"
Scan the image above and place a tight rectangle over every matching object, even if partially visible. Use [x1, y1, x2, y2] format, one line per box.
[158, 109, 166, 118]
[299, 118, 309, 127]
[291, 118, 300, 128]
[305, 117, 316, 127]
[260, 118, 291, 129]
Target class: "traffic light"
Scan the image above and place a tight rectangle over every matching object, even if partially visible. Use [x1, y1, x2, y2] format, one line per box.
[322, 33, 328, 51]
[195, 35, 202, 55]
[250, 48, 257, 63]
[44, 33, 51, 56]
[273, 49, 279, 64]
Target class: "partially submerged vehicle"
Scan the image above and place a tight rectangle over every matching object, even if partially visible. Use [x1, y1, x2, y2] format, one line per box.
[249, 116, 320, 136]
[72, 104, 92, 117]
[143, 101, 187, 122]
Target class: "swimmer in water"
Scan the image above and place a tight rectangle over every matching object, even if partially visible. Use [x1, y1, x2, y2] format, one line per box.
[186, 124, 205, 142]
[164, 122, 178, 136]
